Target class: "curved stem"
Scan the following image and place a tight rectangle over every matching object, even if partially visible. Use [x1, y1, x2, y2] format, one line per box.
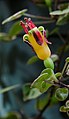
[24, 13, 51, 20]
[34, 87, 54, 119]
[57, 81, 69, 89]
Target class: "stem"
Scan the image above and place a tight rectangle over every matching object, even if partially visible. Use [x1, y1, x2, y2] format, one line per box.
[32, 0, 69, 4]
[44, 78, 69, 89]
[24, 13, 51, 20]
[57, 81, 69, 89]
[56, 39, 69, 72]
[57, 0, 69, 4]
[60, 61, 68, 79]
[34, 20, 55, 24]
[44, 79, 69, 89]
[54, 0, 58, 10]
[34, 88, 54, 119]
[57, 32, 65, 43]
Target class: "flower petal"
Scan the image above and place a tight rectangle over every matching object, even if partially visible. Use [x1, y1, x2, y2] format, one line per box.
[43, 30, 52, 44]
[32, 27, 43, 45]
[23, 34, 34, 51]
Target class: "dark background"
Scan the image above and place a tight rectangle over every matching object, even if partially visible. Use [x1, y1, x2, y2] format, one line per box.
[0, 0, 69, 119]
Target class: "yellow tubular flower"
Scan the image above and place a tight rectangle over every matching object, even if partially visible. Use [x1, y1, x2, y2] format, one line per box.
[20, 18, 51, 60]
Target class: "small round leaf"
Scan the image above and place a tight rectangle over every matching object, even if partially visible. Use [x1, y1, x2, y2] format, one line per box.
[66, 100, 69, 107]
[55, 72, 62, 78]
[60, 106, 67, 112]
[55, 88, 68, 101]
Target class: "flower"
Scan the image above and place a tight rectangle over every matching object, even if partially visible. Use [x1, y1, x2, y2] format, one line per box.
[20, 18, 51, 60]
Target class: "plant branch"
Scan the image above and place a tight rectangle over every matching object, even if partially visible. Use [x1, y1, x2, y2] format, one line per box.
[54, 81, 69, 89]
[44, 79, 69, 89]
[57, 0, 69, 4]
[34, 20, 55, 24]
[24, 13, 51, 20]
[57, 32, 65, 43]
[34, 88, 54, 119]
[32, 0, 69, 5]
[56, 38, 69, 72]
[60, 61, 68, 79]
[54, 0, 58, 10]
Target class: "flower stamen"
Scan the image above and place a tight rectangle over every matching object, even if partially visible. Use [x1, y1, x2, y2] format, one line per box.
[43, 30, 52, 44]
[20, 21, 28, 34]
[24, 17, 36, 29]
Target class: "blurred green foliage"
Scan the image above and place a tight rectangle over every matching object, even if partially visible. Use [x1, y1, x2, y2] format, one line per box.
[0, 0, 69, 119]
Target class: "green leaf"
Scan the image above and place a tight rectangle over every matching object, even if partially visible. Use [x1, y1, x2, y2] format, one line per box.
[55, 88, 68, 101]
[51, 94, 58, 105]
[2, 9, 27, 24]
[66, 57, 69, 63]
[6, 112, 21, 119]
[27, 56, 39, 64]
[60, 106, 69, 113]
[50, 7, 69, 16]
[31, 68, 58, 93]
[45, 0, 52, 7]
[60, 100, 69, 116]
[28, 88, 41, 100]
[57, 14, 69, 25]
[51, 54, 59, 62]
[58, 3, 68, 10]
[66, 66, 69, 76]
[23, 83, 30, 97]
[41, 68, 57, 82]
[31, 73, 52, 93]
[66, 100, 69, 107]
[66, 101, 69, 116]
[0, 32, 17, 41]
[44, 58, 54, 70]
[23, 84, 41, 101]
[45, 0, 52, 11]
[9, 21, 23, 37]
[0, 32, 11, 41]
[0, 84, 20, 94]
[36, 93, 50, 111]
[65, 44, 69, 52]
[50, 10, 62, 16]
[60, 106, 67, 112]
[55, 72, 62, 78]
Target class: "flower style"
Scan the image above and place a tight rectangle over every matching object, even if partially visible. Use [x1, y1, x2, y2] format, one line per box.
[20, 18, 51, 60]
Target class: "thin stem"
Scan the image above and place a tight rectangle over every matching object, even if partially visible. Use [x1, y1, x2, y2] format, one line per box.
[24, 13, 51, 20]
[57, 32, 65, 43]
[54, 0, 58, 10]
[34, 88, 54, 119]
[34, 20, 55, 24]
[57, 0, 69, 4]
[32, 0, 69, 4]
[44, 80, 59, 87]
[56, 81, 69, 89]
[44, 79, 69, 89]
[61, 62, 68, 78]
[56, 39, 69, 72]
